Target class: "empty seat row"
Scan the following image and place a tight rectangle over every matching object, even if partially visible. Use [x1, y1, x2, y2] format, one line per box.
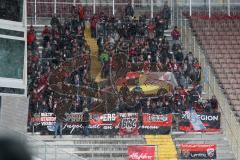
[208, 54, 240, 60]
[210, 58, 240, 64]
[193, 17, 240, 120]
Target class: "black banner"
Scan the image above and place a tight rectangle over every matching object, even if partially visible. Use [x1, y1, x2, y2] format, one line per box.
[180, 144, 217, 159]
[179, 112, 221, 132]
[29, 112, 173, 135]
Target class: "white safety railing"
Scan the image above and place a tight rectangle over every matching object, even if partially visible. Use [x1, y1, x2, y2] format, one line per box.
[27, 135, 87, 160]
[177, 8, 240, 159]
[0, 126, 87, 160]
[27, 0, 173, 25]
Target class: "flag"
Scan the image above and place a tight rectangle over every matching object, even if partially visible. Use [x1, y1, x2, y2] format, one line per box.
[186, 109, 206, 131]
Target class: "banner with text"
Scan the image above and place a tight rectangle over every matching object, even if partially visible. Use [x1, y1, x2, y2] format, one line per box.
[141, 113, 172, 134]
[119, 113, 139, 136]
[30, 112, 173, 135]
[128, 145, 155, 160]
[180, 144, 216, 159]
[179, 112, 221, 132]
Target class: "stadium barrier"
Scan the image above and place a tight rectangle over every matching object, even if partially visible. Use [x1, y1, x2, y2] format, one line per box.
[27, 0, 173, 25]
[0, 125, 86, 160]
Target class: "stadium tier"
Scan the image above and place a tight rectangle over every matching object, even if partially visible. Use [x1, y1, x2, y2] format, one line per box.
[0, 0, 240, 160]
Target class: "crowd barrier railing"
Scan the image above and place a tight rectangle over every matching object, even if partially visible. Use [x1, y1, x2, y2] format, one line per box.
[0, 126, 86, 160]
[27, 1, 174, 26]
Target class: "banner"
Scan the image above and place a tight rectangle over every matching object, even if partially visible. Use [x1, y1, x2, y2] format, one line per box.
[180, 144, 216, 159]
[29, 112, 173, 135]
[179, 112, 220, 132]
[31, 113, 55, 126]
[141, 113, 172, 134]
[128, 146, 155, 160]
[119, 113, 139, 136]
[142, 113, 172, 126]
[89, 113, 121, 130]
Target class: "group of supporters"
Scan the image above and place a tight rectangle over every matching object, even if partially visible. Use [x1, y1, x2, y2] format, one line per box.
[27, 2, 219, 137]
[27, 5, 95, 115]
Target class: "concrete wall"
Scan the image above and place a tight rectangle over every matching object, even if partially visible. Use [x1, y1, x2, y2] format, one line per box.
[0, 96, 29, 133]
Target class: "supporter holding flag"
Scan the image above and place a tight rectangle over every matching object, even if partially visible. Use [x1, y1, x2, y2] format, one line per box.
[188, 86, 201, 112]
[132, 83, 144, 96]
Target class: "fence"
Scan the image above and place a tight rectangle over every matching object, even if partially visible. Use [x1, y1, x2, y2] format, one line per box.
[27, 0, 240, 27]
[177, 6, 240, 159]
[27, 0, 174, 25]
[0, 126, 86, 160]
[27, 135, 87, 160]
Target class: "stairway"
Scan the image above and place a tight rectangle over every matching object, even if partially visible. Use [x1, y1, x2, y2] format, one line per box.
[29, 25, 104, 83]
[84, 27, 105, 83]
[145, 135, 178, 160]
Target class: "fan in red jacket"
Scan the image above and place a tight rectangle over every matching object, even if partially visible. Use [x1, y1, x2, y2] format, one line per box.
[90, 15, 98, 37]
[27, 26, 36, 45]
[78, 5, 85, 21]
[171, 26, 181, 40]
[42, 25, 51, 40]
[147, 22, 155, 39]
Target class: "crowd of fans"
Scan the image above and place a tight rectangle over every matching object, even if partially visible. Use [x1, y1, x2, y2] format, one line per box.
[88, 3, 216, 115]
[27, 2, 219, 136]
[27, 5, 95, 116]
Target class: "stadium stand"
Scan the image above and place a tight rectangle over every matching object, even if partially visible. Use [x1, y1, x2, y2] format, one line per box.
[23, 1, 240, 160]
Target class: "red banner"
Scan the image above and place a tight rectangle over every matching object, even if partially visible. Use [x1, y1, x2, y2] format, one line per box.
[180, 144, 216, 159]
[89, 113, 121, 130]
[142, 113, 172, 126]
[128, 146, 155, 160]
[89, 113, 121, 126]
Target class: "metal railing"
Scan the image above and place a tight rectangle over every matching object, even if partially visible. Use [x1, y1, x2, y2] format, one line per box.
[27, 135, 87, 160]
[0, 126, 86, 160]
[27, 0, 240, 26]
[27, 0, 174, 25]
[177, 9, 240, 159]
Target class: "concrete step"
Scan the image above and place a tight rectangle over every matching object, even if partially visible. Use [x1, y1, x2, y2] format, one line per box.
[28, 134, 146, 160]
[29, 135, 145, 141]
